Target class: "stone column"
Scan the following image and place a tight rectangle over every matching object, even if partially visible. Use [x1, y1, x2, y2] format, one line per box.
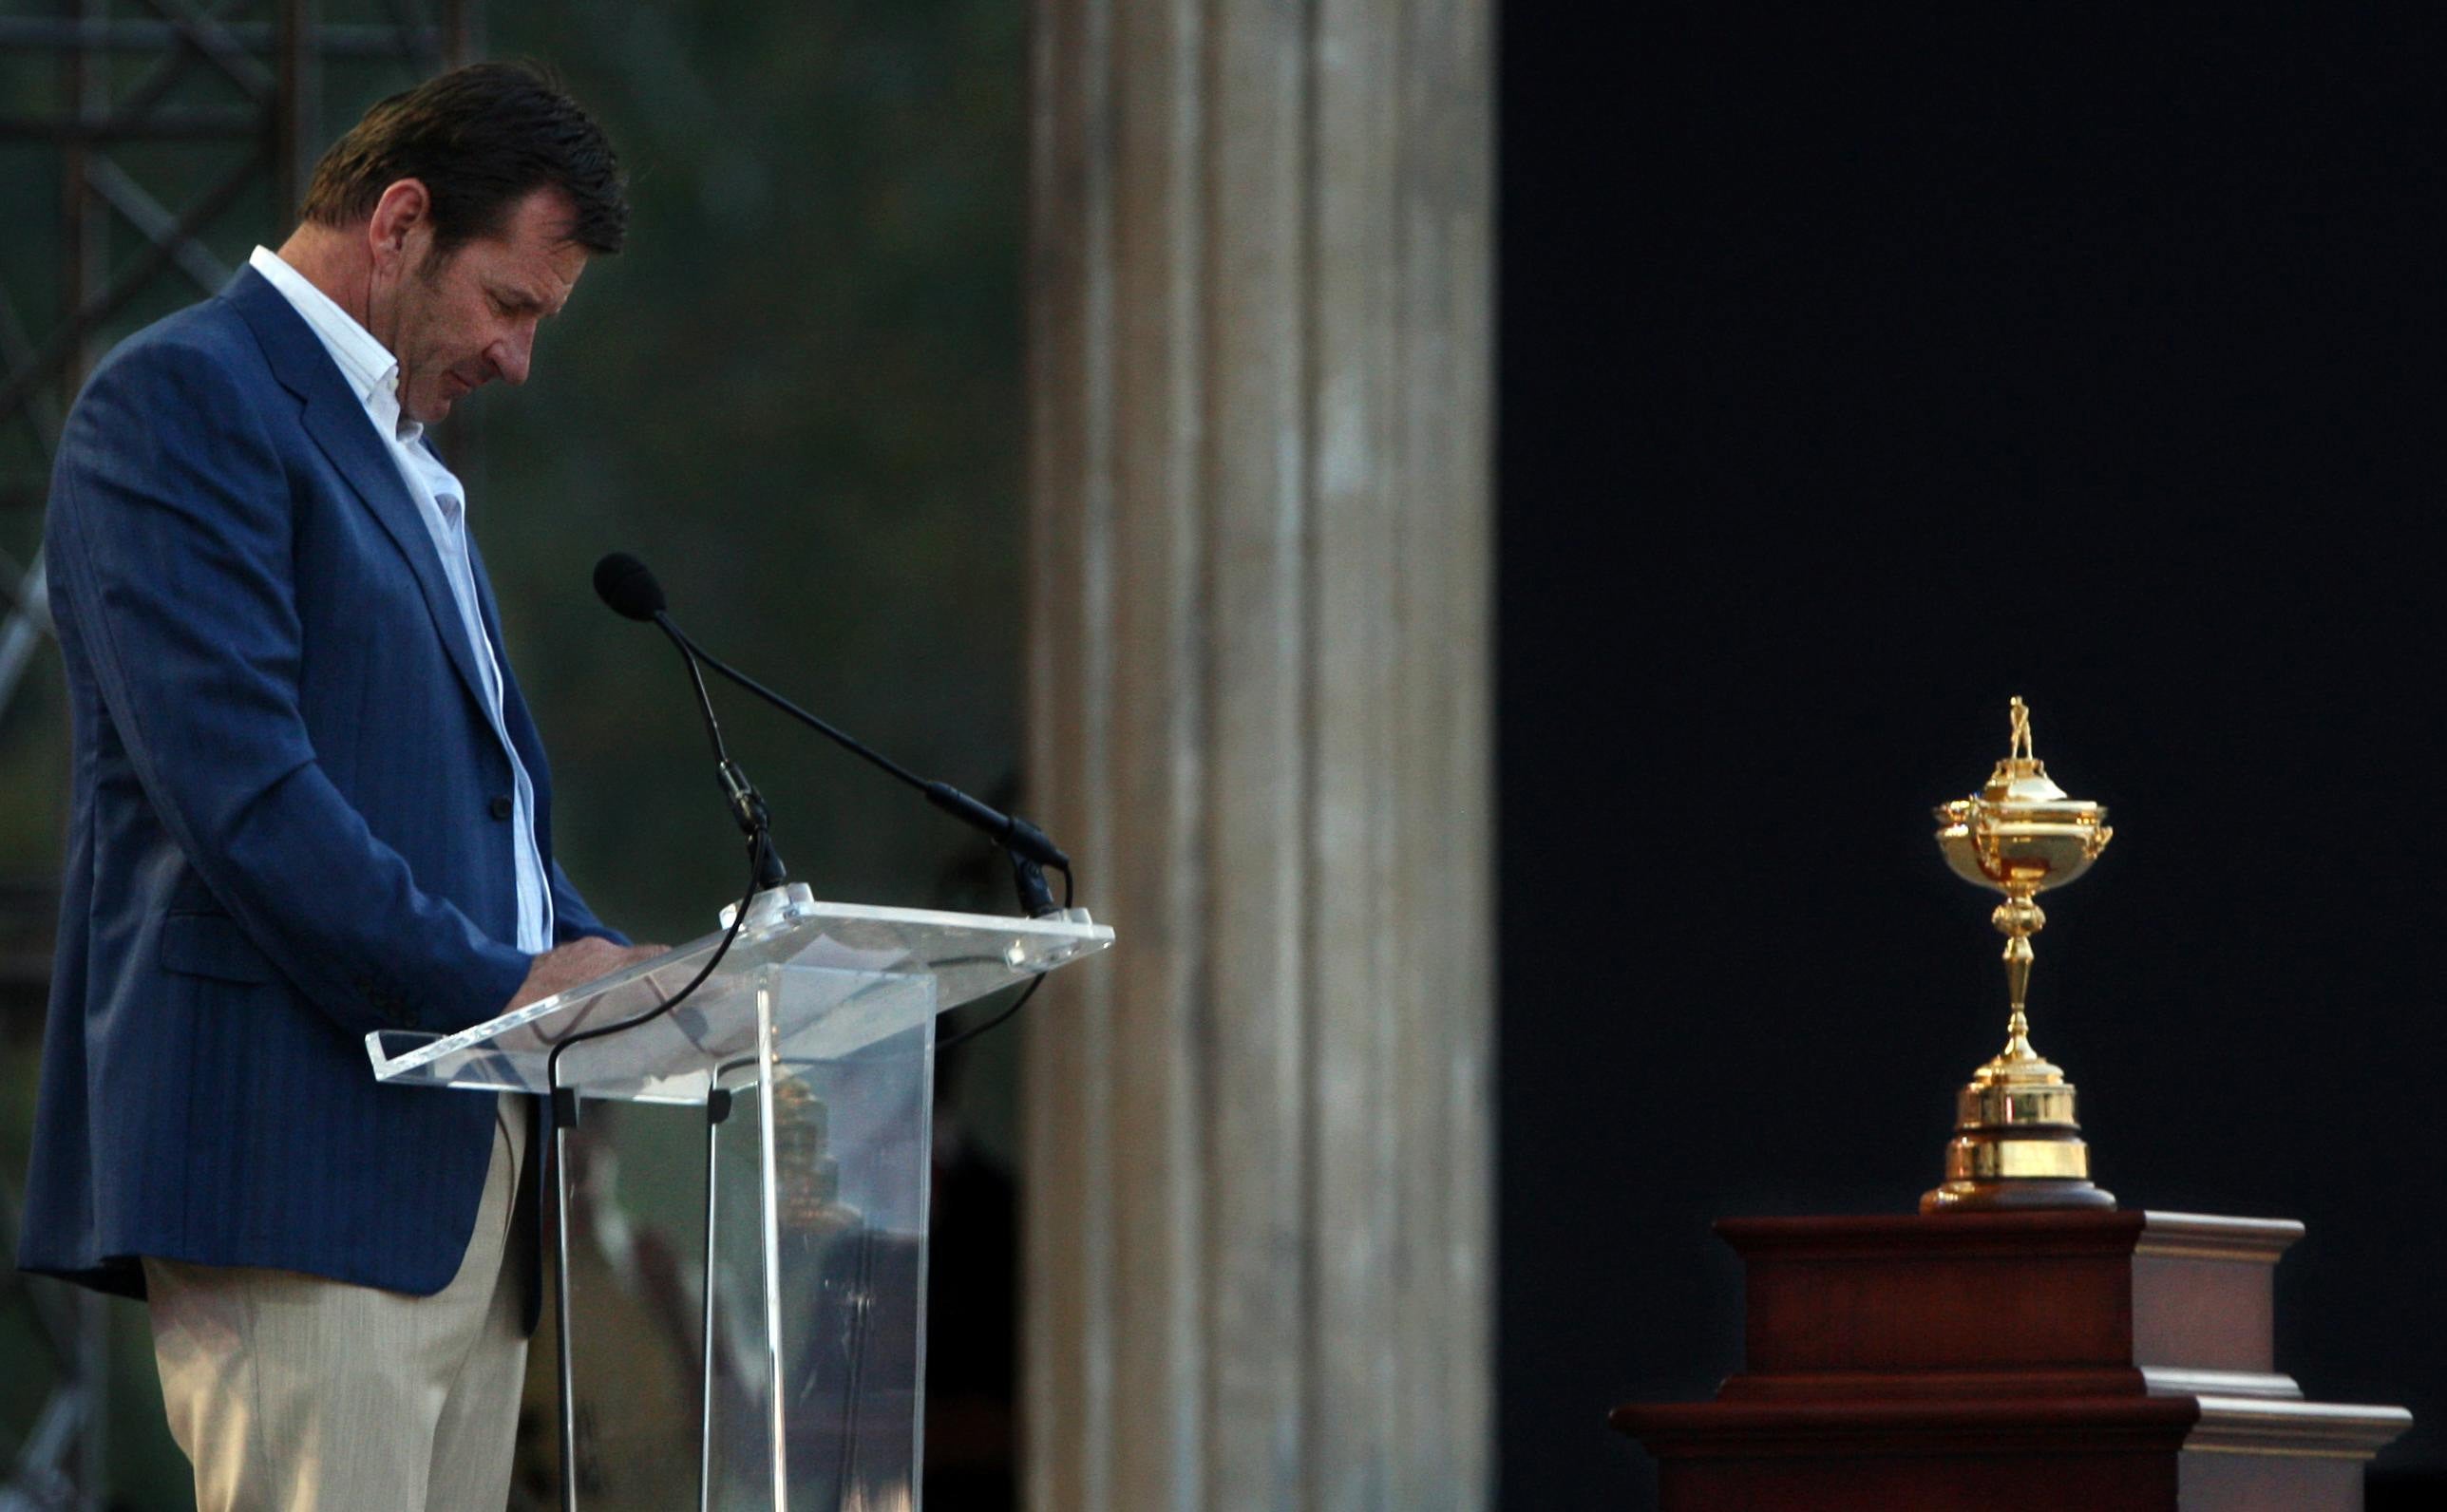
[1022, 2, 1493, 1508]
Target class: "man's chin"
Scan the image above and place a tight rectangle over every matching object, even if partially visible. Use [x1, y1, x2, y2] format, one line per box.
[414, 375, 484, 425]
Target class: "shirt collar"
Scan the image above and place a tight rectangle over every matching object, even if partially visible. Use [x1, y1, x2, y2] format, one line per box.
[247, 245, 420, 445]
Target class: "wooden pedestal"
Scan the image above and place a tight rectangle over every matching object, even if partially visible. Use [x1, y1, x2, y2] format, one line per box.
[1612, 1211, 2408, 1510]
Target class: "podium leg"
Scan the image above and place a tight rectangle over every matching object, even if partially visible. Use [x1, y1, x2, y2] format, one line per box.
[700, 1087, 730, 1512]
[553, 1106, 579, 1512]
[755, 979, 789, 1511]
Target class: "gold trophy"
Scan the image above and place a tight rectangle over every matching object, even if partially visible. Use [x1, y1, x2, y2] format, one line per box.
[1922, 698, 2115, 1213]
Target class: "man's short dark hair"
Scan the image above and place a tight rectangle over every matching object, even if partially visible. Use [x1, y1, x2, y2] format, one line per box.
[301, 61, 626, 256]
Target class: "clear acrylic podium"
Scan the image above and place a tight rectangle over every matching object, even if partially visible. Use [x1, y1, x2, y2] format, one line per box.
[366, 884, 1113, 1510]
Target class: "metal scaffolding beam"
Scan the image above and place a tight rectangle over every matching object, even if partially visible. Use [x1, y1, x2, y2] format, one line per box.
[0, 5, 480, 1503]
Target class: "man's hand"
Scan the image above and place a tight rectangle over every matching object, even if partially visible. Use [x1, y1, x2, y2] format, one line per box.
[506, 937, 670, 1012]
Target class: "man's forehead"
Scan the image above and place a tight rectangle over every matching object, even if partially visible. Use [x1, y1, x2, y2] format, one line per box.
[502, 185, 583, 249]
[470, 189, 590, 298]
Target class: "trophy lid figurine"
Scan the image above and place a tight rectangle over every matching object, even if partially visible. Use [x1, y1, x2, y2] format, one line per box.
[1923, 697, 2115, 1213]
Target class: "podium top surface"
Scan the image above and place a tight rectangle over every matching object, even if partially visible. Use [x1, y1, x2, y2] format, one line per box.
[365, 887, 1112, 1104]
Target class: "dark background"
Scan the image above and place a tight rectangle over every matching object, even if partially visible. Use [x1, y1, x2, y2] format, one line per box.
[1498, 8, 2442, 1508]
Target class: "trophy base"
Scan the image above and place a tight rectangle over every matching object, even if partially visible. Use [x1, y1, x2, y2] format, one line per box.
[1922, 1049, 2115, 1215]
[1920, 1177, 2117, 1214]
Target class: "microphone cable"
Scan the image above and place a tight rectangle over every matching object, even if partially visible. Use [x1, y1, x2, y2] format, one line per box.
[934, 859, 1074, 1054]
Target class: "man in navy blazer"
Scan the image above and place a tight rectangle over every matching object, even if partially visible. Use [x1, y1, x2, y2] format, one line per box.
[18, 64, 661, 1507]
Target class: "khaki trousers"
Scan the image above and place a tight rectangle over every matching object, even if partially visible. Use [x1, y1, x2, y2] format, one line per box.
[144, 1098, 530, 1512]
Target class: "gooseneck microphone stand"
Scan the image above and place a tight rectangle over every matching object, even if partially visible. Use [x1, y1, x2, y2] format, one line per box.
[590, 553, 1072, 921]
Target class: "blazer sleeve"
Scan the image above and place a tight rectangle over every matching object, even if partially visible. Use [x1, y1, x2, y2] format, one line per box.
[46, 336, 532, 1036]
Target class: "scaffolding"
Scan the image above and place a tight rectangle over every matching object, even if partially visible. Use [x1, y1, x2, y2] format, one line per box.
[0, 5, 476, 1503]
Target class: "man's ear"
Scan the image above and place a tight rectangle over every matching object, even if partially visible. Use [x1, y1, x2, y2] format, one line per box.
[365, 180, 432, 270]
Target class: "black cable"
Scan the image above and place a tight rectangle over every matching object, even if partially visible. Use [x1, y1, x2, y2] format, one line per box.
[542, 827, 768, 1101]
[934, 861, 1073, 1054]
[933, 975, 1045, 1056]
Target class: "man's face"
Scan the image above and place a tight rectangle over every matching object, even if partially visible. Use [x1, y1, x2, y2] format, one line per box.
[382, 186, 590, 425]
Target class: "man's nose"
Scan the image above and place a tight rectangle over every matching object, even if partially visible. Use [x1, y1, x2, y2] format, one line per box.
[490, 328, 535, 386]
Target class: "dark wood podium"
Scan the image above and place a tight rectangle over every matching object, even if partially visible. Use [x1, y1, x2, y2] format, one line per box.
[1612, 1210, 2408, 1510]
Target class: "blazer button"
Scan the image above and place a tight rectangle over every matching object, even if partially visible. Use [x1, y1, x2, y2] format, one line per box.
[488, 795, 515, 821]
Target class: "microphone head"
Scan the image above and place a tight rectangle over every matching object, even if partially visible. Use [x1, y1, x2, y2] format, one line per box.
[593, 552, 667, 622]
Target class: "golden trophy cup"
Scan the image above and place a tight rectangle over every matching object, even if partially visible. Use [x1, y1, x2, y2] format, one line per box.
[1922, 698, 2116, 1213]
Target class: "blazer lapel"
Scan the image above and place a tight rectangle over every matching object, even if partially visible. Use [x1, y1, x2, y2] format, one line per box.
[222, 267, 493, 720]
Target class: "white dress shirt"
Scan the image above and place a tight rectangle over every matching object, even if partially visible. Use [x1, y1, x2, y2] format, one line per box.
[249, 245, 553, 954]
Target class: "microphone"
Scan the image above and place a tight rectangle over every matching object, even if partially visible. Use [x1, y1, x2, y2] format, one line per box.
[593, 553, 787, 889]
[593, 551, 665, 622]
[591, 552, 1072, 916]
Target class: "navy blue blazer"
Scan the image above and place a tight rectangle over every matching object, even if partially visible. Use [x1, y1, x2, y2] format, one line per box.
[17, 266, 618, 1301]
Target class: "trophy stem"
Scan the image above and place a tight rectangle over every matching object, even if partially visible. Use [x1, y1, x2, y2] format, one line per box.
[1991, 895, 2044, 1062]
[2001, 935, 2035, 1060]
